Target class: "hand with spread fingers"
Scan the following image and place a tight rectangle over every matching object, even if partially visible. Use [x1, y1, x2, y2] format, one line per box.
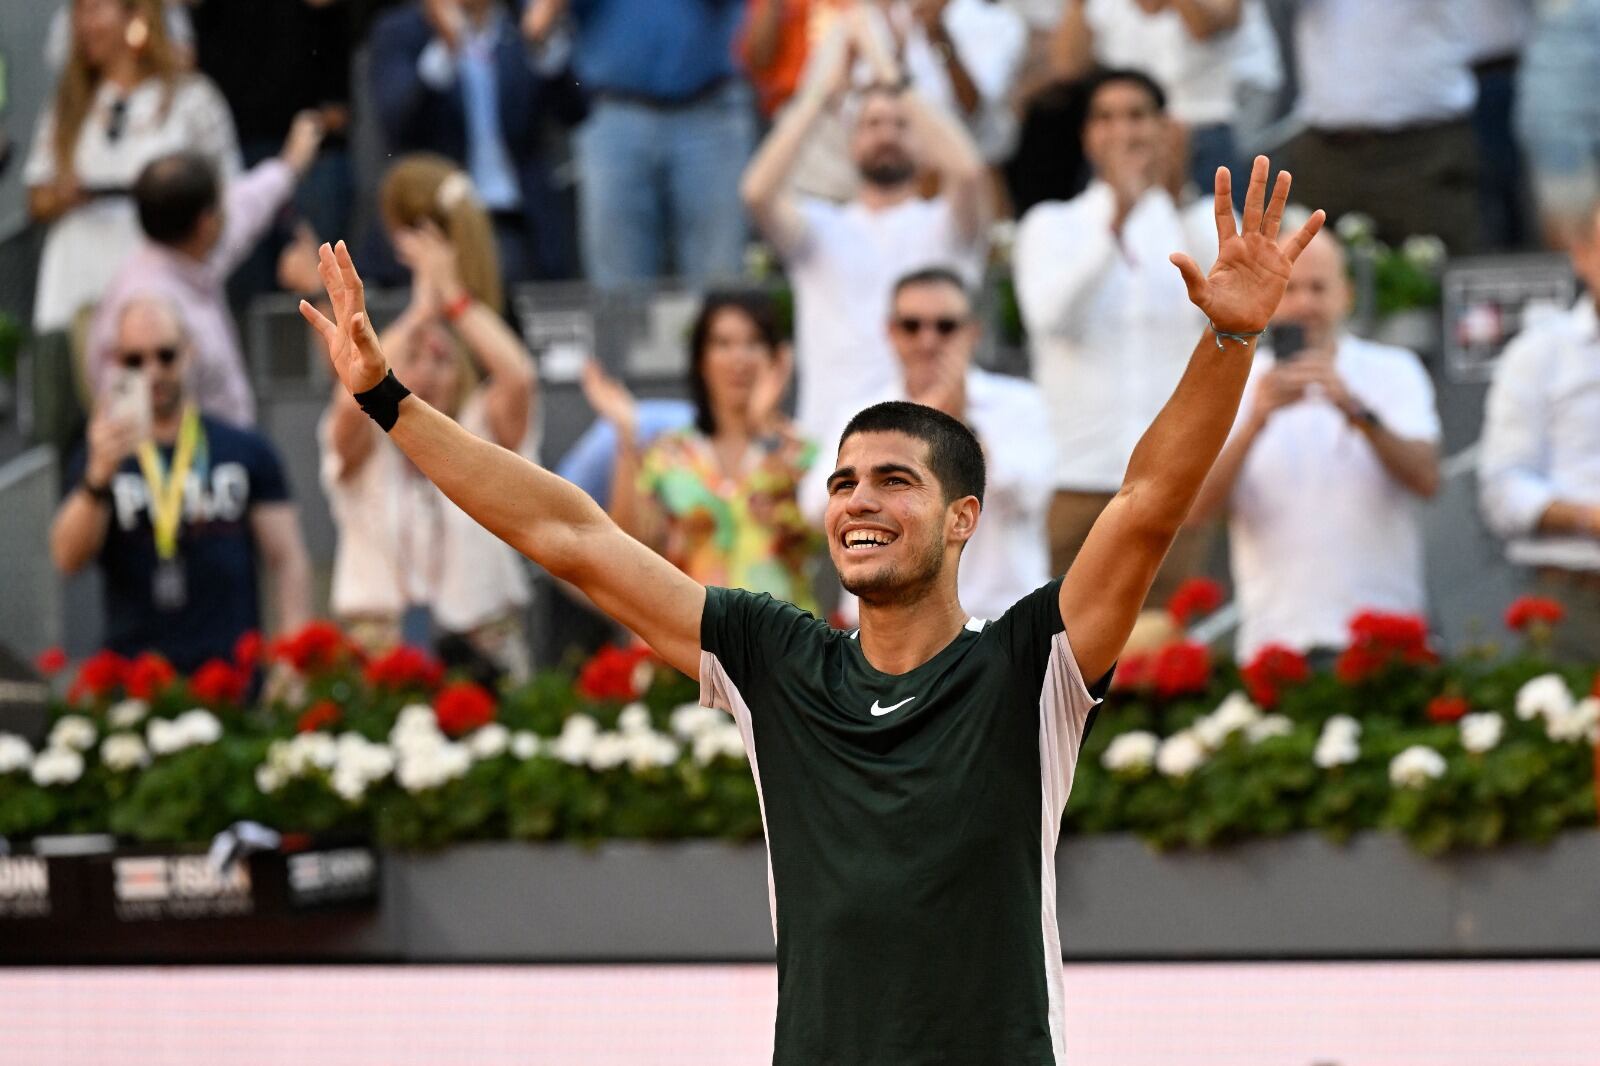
[1170, 156, 1326, 336]
[299, 241, 390, 396]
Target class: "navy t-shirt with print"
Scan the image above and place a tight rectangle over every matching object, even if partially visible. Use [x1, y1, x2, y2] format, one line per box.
[65, 416, 290, 672]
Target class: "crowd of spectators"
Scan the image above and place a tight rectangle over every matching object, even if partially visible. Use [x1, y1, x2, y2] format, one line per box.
[10, 0, 1600, 676]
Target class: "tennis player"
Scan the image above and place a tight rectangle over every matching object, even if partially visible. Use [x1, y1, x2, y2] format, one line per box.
[302, 156, 1323, 1064]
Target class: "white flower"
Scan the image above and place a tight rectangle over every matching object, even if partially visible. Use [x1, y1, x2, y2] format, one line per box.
[1313, 722, 1360, 768]
[1323, 715, 1362, 740]
[1335, 211, 1376, 243]
[1545, 697, 1600, 744]
[623, 730, 679, 771]
[618, 703, 652, 735]
[466, 723, 510, 760]
[510, 731, 540, 760]
[148, 709, 224, 755]
[335, 733, 395, 782]
[48, 715, 97, 752]
[1248, 715, 1294, 743]
[692, 724, 747, 766]
[0, 734, 34, 774]
[1459, 712, 1504, 754]
[147, 718, 182, 755]
[1194, 692, 1261, 749]
[296, 732, 339, 772]
[100, 732, 150, 772]
[393, 703, 439, 738]
[670, 704, 724, 740]
[30, 747, 85, 787]
[395, 740, 470, 793]
[255, 763, 285, 793]
[1401, 234, 1447, 270]
[1101, 731, 1158, 774]
[1156, 730, 1207, 778]
[1515, 674, 1574, 722]
[631, 660, 656, 696]
[586, 732, 629, 771]
[549, 714, 600, 766]
[1389, 745, 1447, 789]
[108, 699, 150, 729]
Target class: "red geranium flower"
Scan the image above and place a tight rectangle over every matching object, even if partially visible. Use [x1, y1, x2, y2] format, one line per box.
[234, 630, 263, 668]
[433, 681, 496, 736]
[269, 620, 350, 674]
[1150, 641, 1211, 699]
[67, 649, 128, 702]
[363, 645, 445, 691]
[190, 659, 248, 705]
[1241, 644, 1311, 708]
[1592, 671, 1600, 700]
[297, 699, 342, 734]
[1336, 610, 1436, 683]
[1111, 652, 1150, 692]
[1167, 577, 1225, 628]
[1426, 694, 1469, 723]
[123, 652, 178, 700]
[577, 644, 655, 703]
[1504, 596, 1565, 632]
[34, 647, 68, 678]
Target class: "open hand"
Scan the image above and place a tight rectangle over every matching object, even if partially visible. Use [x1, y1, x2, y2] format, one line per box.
[748, 343, 794, 431]
[580, 360, 639, 443]
[1170, 156, 1325, 336]
[298, 241, 389, 396]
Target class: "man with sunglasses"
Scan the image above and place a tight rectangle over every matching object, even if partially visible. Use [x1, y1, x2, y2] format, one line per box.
[50, 297, 312, 673]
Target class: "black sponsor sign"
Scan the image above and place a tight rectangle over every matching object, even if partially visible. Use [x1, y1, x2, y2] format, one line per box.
[286, 847, 379, 908]
[0, 856, 51, 918]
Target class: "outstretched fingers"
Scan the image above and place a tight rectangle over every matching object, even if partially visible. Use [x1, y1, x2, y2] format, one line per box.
[1262, 168, 1291, 239]
[1282, 208, 1328, 263]
[316, 243, 347, 325]
[1169, 252, 1208, 306]
[298, 299, 338, 356]
[1241, 155, 1269, 234]
[333, 240, 366, 315]
[1212, 166, 1237, 244]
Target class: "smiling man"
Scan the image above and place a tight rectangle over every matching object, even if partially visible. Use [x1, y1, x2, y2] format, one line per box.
[300, 157, 1322, 1065]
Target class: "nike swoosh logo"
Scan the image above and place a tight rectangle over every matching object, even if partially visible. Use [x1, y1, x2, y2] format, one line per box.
[870, 696, 916, 717]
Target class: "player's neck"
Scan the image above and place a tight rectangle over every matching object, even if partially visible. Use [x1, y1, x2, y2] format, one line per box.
[856, 587, 968, 676]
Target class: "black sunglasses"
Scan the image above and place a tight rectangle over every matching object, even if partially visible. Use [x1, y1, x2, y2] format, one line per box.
[118, 346, 179, 370]
[894, 316, 965, 337]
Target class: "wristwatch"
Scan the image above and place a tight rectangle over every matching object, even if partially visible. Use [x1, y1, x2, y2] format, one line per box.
[1348, 403, 1382, 431]
[81, 474, 113, 504]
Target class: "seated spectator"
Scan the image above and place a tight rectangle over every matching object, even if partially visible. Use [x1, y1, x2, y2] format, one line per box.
[370, 0, 586, 283]
[1285, 0, 1480, 253]
[1479, 201, 1600, 660]
[801, 267, 1053, 624]
[48, 296, 311, 672]
[319, 220, 539, 683]
[25, 0, 240, 334]
[1014, 68, 1215, 600]
[741, 12, 989, 446]
[86, 115, 327, 428]
[580, 293, 821, 613]
[521, 0, 754, 286]
[555, 398, 694, 508]
[1515, 0, 1600, 249]
[1189, 220, 1441, 660]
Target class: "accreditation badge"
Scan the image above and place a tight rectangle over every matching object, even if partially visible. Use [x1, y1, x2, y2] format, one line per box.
[152, 556, 188, 612]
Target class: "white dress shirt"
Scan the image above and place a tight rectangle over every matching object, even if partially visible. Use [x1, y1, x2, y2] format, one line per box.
[1227, 336, 1442, 659]
[1479, 298, 1600, 572]
[1083, 0, 1241, 126]
[801, 367, 1056, 624]
[1293, 0, 1476, 129]
[1014, 182, 1216, 492]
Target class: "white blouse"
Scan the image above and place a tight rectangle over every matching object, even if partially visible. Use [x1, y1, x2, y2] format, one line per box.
[24, 74, 240, 332]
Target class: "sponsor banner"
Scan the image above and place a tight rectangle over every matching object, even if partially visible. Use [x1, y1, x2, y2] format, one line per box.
[0, 856, 51, 919]
[111, 855, 253, 921]
[286, 847, 379, 908]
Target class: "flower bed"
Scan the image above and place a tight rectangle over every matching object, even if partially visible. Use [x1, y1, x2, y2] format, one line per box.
[2, 590, 1596, 856]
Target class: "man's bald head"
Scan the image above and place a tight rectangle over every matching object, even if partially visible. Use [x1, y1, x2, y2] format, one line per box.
[1272, 210, 1352, 354]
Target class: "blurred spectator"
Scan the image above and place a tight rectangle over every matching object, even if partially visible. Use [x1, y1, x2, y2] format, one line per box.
[1515, 0, 1600, 249]
[370, 0, 586, 283]
[1189, 223, 1441, 660]
[581, 294, 821, 613]
[1479, 202, 1600, 660]
[1013, 69, 1215, 600]
[1461, 0, 1532, 250]
[1050, 0, 1244, 192]
[522, 0, 754, 286]
[741, 10, 989, 445]
[46, 0, 196, 72]
[320, 219, 540, 683]
[1285, 0, 1480, 253]
[86, 115, 327, 428]
[801, 267, 1052, 623]
[555, 398, 694, 507]
[25, 0, 240, 333]
[376, 154, 509, 312]
[49, 296, 312, 672]
[740, 0, 845, 123]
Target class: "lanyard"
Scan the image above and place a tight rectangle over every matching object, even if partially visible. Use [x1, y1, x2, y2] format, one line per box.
[135, 406, 202, 560]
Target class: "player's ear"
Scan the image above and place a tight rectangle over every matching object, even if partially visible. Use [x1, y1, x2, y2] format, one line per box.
[948, 495, 980, 545]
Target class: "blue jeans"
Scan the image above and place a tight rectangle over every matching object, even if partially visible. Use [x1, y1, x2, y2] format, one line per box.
[1516, 0, 1600, 229]
[576, 81, 755, 287]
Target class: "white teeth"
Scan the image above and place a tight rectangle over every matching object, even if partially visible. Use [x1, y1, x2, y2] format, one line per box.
[844, 530, 894, 549]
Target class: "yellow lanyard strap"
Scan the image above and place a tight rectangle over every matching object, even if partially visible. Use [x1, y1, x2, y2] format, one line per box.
[134, 406, 201, 560]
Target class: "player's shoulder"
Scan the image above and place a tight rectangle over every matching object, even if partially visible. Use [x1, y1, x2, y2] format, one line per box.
[702, 586, 830, 658]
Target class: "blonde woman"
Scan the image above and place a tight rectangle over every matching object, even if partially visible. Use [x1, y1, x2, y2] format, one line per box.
[319, 164, 538, 682]
[24, 0, 239, 333]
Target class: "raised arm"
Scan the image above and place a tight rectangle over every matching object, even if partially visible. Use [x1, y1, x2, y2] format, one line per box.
[1059, 158, 1323, 681]
[299, 242, 706, 677]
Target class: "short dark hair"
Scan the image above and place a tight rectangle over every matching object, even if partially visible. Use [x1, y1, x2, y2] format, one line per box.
[689, 291, 784, 437]
[890, 266, 972, 308]
[839, 401, 985, 506]
[134, 152, 219, 246]
[1085, 67, 1167, 115]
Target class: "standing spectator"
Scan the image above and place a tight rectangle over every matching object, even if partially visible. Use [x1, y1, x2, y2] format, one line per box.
[86, 114, 327, 428]
[801, 267, 1053, 623]
[581, 294, 821, 613]
[25, 0, 241, 333]
[1461, 0, 1532, 250]
[741, 8, 989, 445]
[740, 0, 844, 124]
[377, 155, 508, 312]
[521, 0, 754, 286]
[49, 296, 312, 672]
[319, 224, 540, 683]
[1189, 222, 1441, 660]
[1515, 0, 1600, 249]
[1479, 202, 1600, 660]
[1014, 69, 1215, 598]
[1285, 0, 1480, 253]
[370, 0, 586, 283]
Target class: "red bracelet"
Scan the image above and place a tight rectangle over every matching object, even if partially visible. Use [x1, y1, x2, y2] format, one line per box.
[443, 292, 473, 323]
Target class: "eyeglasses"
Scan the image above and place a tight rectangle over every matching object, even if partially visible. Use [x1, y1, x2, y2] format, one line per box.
[893, 316, 965, 337]
[118, 346, 179, 370]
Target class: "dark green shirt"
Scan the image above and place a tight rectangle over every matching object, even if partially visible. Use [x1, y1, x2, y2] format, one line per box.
[700, 579, 1105, 1065]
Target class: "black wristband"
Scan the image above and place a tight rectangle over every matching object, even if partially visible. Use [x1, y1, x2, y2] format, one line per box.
[80, 475, 113, 504]
[354, 370, 411, 432]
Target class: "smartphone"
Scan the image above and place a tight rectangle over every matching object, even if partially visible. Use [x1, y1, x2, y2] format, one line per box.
[104, 366, 152, 442]
[1266, 322, 1307, 362]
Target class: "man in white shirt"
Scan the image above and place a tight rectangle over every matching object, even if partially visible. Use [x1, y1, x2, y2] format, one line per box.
[801, 267, 1054, 623]
[1188, 222, 1442, 660]
[1479, 202, 1600, 659]
[1014, 68, 1217, 602]
[1286, 0, 1480, 253]
[741, 6, 990, 446]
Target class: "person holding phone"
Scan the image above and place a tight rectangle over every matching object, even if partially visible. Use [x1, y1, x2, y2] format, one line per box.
[1187, 215, 1443, 661]
[49, 296, 312, 673]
